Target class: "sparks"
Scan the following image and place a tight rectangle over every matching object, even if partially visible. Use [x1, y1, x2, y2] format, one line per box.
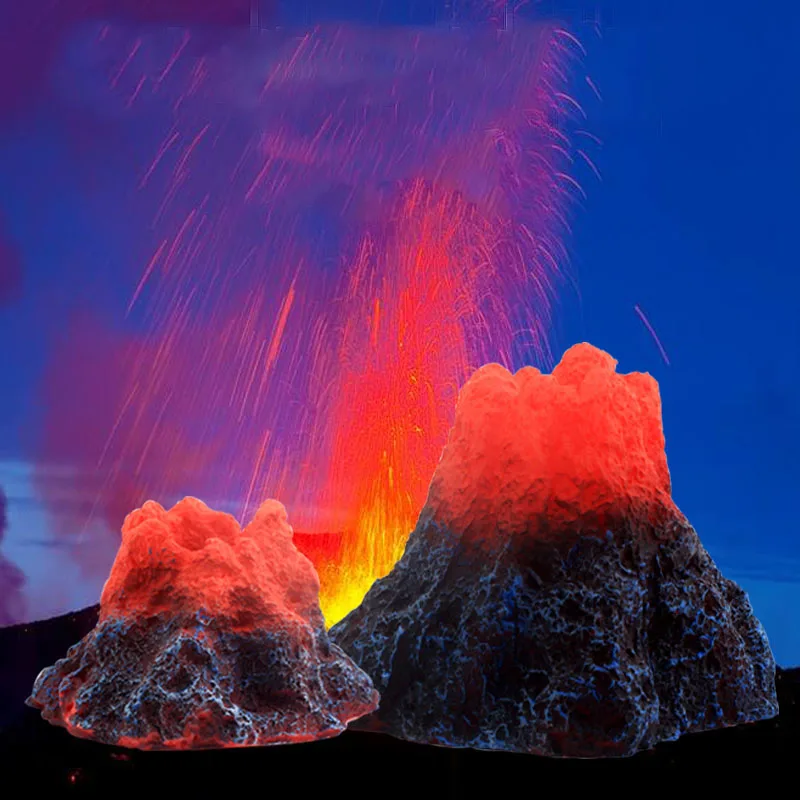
[35, 19, 585, 627]
[634, 304, 671, 366]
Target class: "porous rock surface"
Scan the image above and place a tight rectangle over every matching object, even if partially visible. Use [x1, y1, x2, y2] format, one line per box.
[330, 344, 779, 758]
[27, 498, 378, 750]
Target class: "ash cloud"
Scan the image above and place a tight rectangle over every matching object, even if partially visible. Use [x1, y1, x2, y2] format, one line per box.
[0, 2, 265, 119]
[0, 211, 22, 307]
[0, 488, 27, 626]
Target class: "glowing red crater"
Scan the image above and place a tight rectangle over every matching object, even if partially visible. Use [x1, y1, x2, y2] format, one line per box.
[101, 497, 323, 624]
[427, 342, 676, 537]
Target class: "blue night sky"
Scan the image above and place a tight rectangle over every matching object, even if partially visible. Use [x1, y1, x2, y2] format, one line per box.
[0, 0, 798, 663]
[560, 1, 800, 567]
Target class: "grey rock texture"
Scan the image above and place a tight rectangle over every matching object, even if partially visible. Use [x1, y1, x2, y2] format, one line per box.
[330, 508, 779, 758]
[27, 608, 379, 750]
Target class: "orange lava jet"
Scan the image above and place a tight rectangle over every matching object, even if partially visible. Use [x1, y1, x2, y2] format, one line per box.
[317, 181, 485, 619]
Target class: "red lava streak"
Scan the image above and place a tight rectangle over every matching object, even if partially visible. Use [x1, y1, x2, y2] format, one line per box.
[428, 343, 676, 537]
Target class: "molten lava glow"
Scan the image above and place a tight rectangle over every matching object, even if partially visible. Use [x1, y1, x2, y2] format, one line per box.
[319, 181, 504, 616]
[101, 497, 320, 624]
[428, 343, 676, 538]
[33, 20, 591, 626]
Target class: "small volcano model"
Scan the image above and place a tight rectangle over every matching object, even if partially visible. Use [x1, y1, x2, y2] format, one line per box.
[27, 498, 378, 750]
[330, 343, 779, 758]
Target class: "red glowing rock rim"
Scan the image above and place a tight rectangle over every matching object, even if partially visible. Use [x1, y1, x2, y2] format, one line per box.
[100, 497, 321, 624]
[427, 343, 675, 532]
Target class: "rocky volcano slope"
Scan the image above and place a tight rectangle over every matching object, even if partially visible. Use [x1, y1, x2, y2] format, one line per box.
[330, 343, 778, 758]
